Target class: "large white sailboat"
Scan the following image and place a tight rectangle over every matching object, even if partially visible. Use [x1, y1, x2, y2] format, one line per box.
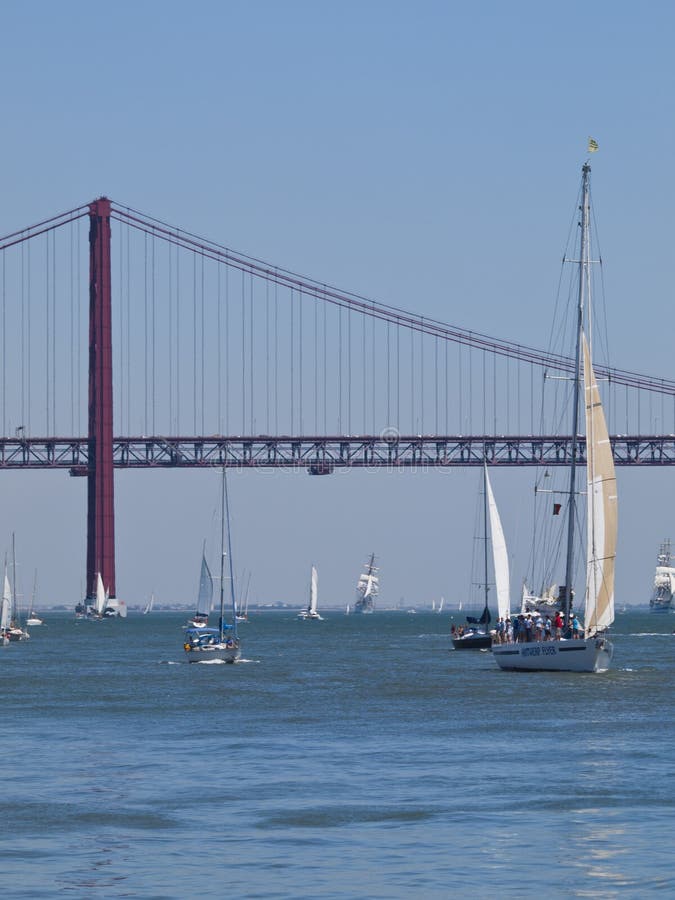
[0, 569, 11, 645]
[183, 467, 241, 663]
[649, 540, 675, 612]
[453, 463, 510, 649]
[298, 565, 323, 620]
[493, 159, 617, 674]
[353, 554, 378, 614]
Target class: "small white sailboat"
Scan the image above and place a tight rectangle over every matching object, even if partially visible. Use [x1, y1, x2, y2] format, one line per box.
[353, 554, 378, 614]
[345, 603, 351, 615]
[142, 593, 155, 615]
[5, 539, 29, 641]
[185, 549, 213, 628]
[493, 159, 617, 674]
[235, 571, 251, 622]
[453, 463, 509, 649]
[437, 597, 444, 614]
[0, 570, 11, 645]
[26, 570, 43, 626]
[184, 467, 241, 663]
[298, 565, 323, 620]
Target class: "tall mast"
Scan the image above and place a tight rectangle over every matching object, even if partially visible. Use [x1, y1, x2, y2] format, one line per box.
[562, 162, 591, 623]
[219, 467, 226, 642]
[223, 466, 238, 641]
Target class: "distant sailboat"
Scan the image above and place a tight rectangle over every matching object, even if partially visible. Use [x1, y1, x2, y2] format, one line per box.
[437, 597, 445, 614]
[183, 467, 241, 663]
[6, 537, 29, 641]
[298, 565, 323, 620]
[452, 463, 509, 650]
[26, 570, 43, 626]
[354, 554, 378, 614]
[0, 568, 11, 645]
[143, 593, 155, 615]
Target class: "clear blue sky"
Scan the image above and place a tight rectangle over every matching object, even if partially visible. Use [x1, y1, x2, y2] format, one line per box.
[1, 1, 673, 609]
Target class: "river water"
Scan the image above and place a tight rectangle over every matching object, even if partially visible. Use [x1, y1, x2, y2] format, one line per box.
[1, 609, 673, 898]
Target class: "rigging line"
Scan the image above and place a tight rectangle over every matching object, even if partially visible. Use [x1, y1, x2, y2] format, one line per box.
[348, 306, 352, 435]
[434, 335, 438, 434]
[169, 240, 173, 434]
[323, 289, 327, 434]
[313, 290, 318, 432]
[397, 319, 400, 429]
[290, 287, 294, 434]
[152, 235, 157, 435]
[298, 288, 303, 434]
[386, 321, 391, 427]
[202, 253, 206, 435]
[444, 338, 448, 434]
[242, 271, 246, 435]
[127, 222, 132, 436]
[217, 264, 221, 433]
[274, 280, 279, 435]
[175, 242, 180, 433]
[1, 251, 4, 435]
[193, 252, 197, 434]
[145, 233, 149, 433]
[419, 326, 424, 434]
[26, 239, 32, 434]
[69, 219, 74, 434]
[338, 304, 342, 433]
[45, 233, 50, 433]
[225, 264, 230, 436]
[362, 307, 366, 434]
[0, 208, 89, 250]
[78, 219, 82, 435]
[371, 311, 376, 433]
[52, 228, 56, 435]
[266, 279, 270, 434]
[249, 272, 254, 433]
[493, 348, 497, 435]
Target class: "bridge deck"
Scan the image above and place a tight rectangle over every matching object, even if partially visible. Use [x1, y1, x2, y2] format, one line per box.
[0, 435, 672, 470]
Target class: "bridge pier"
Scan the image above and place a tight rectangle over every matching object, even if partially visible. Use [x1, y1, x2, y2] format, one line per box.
[86, 198, 116, 600]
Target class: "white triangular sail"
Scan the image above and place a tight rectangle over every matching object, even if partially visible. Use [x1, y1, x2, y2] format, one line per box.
[196, 553, 214, 617]
[438, 597, 444, 613]
[583, 334, 617, 635]
[309, 565, 319, 615]
[95, 573, 106, 615]
[0, 568, 10, 630]
[485, 465, 511, 620]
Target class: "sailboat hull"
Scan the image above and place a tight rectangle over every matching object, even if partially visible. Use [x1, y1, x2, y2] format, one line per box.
[452, 633, 492, 650]
[184, 644, 240, 663]
[492, 637, 613, 673]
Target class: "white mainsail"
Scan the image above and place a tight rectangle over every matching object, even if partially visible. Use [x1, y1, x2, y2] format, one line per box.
[309, 565, 319, 615]
[94, 573, 106, 615]
[196, 553, 214, 617]
[485, 465, 511, 621]
[0, 568, 10, 630]
[583, 334, 617, 636]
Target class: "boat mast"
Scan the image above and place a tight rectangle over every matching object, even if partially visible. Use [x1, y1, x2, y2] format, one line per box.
[562, 162, 591, 624]
[222, 466, 238, 641]
[11, 532, 17, 623]
[482, 461, 490, 622]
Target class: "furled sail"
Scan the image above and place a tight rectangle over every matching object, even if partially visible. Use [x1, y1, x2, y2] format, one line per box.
[583, 333, 617, 635]
[196, 553, 214, 616]
[485, 465, 511, 621]
[0, 568, 10, 630]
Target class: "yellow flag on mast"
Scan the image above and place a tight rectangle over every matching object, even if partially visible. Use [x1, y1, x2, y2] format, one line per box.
[588, 137, 599, 153]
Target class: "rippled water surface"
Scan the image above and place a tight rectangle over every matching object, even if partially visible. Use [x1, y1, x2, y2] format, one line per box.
[1, 610, 674, 898]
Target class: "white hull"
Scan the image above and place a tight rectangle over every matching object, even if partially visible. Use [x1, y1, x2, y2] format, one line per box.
[26, 616, 43, 626]
[492, 637, 613, 673]
[184, 643, 240, 663]
[297, 611, 323, 620]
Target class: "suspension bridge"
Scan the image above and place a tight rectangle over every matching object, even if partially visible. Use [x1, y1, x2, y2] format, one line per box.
[1, 198, 674, 601]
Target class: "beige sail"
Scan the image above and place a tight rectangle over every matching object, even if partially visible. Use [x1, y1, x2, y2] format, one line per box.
[583, 333, 617, 635]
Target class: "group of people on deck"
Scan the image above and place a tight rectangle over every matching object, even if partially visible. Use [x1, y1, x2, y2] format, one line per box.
[493, 610, 583, 644]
